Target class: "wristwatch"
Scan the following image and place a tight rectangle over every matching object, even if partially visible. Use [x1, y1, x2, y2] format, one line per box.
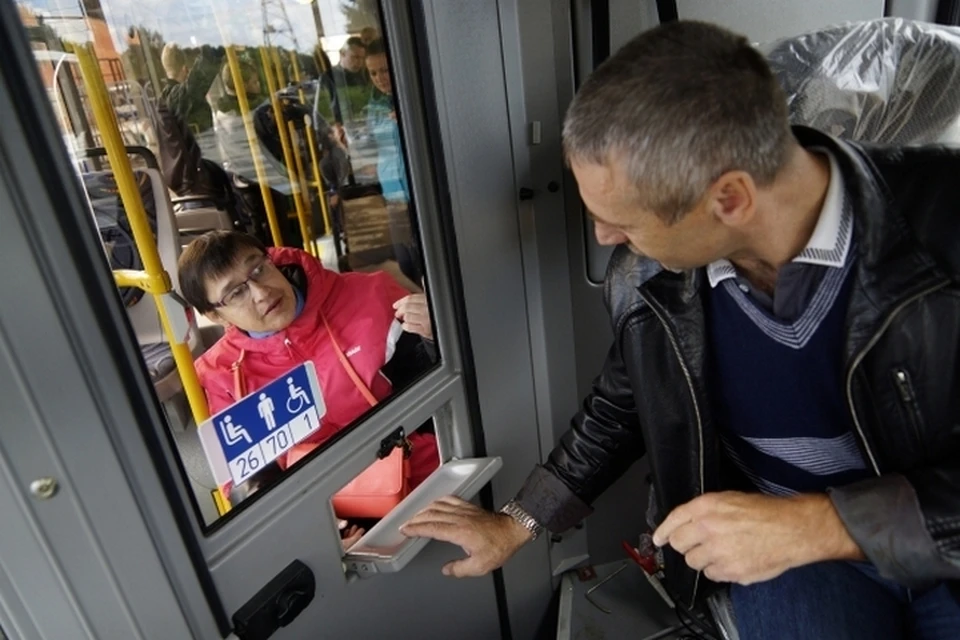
[500, 499, 545, 541]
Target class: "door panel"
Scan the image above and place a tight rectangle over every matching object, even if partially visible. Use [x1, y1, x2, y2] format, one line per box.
[0, 9, 222, 632]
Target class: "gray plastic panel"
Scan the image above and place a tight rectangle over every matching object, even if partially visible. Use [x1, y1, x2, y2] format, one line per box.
[344, 457, 502, 576]
[677, 0, 884, 43]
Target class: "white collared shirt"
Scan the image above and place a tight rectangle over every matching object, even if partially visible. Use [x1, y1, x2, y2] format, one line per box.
[706, 149, 852, 289]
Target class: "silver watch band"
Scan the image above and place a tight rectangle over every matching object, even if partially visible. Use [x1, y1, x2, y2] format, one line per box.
[499, 499, 544, 541]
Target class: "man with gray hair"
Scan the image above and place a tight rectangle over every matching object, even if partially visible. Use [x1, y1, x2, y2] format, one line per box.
[402, 20, 960, 638]
[334, 36, 370, 88]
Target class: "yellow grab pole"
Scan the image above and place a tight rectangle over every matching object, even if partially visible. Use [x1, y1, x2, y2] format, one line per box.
[77, 47, 166, 279]
[270, 46, 288, 88]
[113, 269, 157, 291]
[260, 47, 313, 255]
[76, 44, 205, 416]
[287, 122, 316, 254]
[289, 50, 332, 237]
[77, 43, 232, 512]
[224, 46, 283, 247]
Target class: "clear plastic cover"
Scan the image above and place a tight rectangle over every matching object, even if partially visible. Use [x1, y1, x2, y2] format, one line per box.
[764, 18, 960, 145]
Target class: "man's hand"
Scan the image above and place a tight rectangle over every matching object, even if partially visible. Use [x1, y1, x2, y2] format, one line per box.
[330, 123, 347, 148]
[394, 294, 433, 340]
[653, 491, 864, 585]
[400, 496, 532, 577]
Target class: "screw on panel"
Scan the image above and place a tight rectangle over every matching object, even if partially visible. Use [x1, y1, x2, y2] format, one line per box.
[30, 477, 59, 500]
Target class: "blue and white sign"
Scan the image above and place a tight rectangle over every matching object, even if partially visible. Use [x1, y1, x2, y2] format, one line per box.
[199, 362, 326, 487]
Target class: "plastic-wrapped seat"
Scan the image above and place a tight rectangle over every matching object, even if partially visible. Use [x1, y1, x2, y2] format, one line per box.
[765, 18, 960, 145]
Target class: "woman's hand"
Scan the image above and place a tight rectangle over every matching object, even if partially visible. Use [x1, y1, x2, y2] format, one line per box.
[394, 294, 433, 341]
[340, 521, 365, 550]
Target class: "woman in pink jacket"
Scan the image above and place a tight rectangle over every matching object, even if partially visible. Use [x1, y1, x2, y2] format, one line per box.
[178, 231, 438, 539]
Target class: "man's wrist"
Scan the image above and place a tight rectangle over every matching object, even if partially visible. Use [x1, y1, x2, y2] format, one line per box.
[795, 494, 865, 564]
[499, 499, 543, 542]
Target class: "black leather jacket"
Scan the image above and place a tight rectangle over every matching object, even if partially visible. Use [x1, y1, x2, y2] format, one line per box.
[515, 126, 960, 608]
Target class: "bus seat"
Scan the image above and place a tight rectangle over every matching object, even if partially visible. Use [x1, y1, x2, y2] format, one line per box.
[171, 194, 234, 249]
[707, 590, 740, 640]
[84, 166, 203, 412]
[766, 18, 960, 145]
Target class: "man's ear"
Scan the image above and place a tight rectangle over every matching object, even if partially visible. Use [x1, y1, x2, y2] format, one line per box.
[709, 170, 756, 228]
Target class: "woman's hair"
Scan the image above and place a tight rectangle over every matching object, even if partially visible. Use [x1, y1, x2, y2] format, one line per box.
[178, 230, 268, 313]
[365, 38, 387, 58]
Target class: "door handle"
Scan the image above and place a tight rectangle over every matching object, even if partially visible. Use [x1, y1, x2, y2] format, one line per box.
[232, 560, 316, 640]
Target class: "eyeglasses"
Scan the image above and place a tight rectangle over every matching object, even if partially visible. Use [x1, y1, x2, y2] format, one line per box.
[212, 256, 273, 308]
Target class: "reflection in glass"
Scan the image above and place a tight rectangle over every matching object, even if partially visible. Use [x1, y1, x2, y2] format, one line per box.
[17, 0, 436, 526]
[178, 231, 437, 509]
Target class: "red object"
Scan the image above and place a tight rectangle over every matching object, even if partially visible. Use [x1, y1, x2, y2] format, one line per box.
[621, 539, 659, 575]
[329, 447, 409, 518]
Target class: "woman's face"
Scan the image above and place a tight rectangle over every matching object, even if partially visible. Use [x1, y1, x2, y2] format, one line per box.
[203, 250, 297, 334]
[366, 53, 392, 96]
[245, 73, 261, 96]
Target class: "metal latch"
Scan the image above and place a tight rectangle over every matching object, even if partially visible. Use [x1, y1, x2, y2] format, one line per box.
[377, 426, 411, 459]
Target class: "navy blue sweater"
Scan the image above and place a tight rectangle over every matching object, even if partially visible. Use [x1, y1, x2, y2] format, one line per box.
[707, 259, 870, 496]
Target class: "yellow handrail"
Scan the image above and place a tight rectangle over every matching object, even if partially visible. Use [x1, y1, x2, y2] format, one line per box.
[76, 44, 209, 422]
[289, 50, 332, 238]
[261, 46, 313, 256]
[224, 46, 284, 247]
[287, 121, 316, 255]
[113, 269, 168, 292]
[270, 46, 288, 88]
[75, 44, 231, 513]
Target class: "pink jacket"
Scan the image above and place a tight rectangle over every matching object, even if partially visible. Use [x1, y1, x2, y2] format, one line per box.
[195, 247, 436, 481]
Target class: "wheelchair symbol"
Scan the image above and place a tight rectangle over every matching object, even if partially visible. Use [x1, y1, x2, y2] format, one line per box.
[286, 377, 312, 414]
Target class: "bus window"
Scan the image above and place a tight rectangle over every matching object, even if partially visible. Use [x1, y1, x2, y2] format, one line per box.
[16, 0, 438, 529]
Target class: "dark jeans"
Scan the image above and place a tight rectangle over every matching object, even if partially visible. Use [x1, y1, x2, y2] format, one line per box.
[730, 561, 960, 640]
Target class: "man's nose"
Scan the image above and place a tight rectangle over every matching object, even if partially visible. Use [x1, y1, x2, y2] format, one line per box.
[594, 222, 627, 246]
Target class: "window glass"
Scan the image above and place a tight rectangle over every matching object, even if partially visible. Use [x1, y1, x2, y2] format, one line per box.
[17, 0, 437, 529]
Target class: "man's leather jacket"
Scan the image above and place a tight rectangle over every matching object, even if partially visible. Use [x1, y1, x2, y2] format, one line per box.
[515, 126, 960, 607]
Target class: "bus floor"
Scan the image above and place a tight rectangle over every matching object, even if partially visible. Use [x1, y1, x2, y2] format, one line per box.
[557, 559, 703, 640]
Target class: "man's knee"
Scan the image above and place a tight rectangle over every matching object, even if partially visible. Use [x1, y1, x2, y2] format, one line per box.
[730, 562, 905, 640]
